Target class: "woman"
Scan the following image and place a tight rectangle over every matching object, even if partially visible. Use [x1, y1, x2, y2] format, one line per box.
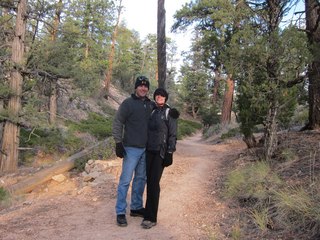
[141, 88, 179, 229]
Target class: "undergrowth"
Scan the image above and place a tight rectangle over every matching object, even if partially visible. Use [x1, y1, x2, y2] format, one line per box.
[68, 112, 113, 140]
[0, 187, 10, 208]
[223, 132, 320, 239]
[177, 119, 202, 139]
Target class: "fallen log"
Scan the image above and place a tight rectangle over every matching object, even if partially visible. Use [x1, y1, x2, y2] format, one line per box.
[7, 137, 113, 195]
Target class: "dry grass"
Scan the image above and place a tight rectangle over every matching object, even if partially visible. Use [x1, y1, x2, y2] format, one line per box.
[224, 130, 320, 239]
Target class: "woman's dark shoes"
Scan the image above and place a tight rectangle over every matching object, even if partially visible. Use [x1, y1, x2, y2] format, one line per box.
[141, 219, 157, 229]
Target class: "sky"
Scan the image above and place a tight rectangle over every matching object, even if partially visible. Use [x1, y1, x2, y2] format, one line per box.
[121, 0, 192, 69]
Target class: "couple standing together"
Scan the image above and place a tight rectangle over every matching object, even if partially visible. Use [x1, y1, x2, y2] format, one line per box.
[112, 76, 179, 229]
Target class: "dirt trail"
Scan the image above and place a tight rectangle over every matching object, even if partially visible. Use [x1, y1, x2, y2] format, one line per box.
[0, 133, 246, 240]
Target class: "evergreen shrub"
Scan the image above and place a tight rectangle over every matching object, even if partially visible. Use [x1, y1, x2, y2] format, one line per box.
[177, 119, 202, 140]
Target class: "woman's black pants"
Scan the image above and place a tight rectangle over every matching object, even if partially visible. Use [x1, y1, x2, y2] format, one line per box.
[144, 151, 164, 222]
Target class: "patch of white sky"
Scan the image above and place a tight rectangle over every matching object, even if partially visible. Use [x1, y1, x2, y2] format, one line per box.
[121, 0, 192, 72]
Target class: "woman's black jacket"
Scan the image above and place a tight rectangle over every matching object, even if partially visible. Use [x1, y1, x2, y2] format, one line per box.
[146, 104, 178, 158]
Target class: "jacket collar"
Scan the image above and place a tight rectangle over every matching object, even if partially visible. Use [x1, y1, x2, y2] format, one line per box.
[131, 93, 151, 101]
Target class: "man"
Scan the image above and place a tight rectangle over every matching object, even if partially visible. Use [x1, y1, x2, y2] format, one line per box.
[112, 76, 153, 227]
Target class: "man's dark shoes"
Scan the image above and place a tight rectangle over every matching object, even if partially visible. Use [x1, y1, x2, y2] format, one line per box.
[130, 208, 145, 218]
[116, 214, 127, 227]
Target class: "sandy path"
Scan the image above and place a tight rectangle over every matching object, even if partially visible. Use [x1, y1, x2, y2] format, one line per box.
[0, 133, 246, 240]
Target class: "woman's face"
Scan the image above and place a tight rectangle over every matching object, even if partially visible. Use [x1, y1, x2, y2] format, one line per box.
[155, 95, 166, 106]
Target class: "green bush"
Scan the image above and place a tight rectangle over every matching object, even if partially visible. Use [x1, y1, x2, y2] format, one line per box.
[0, 187, 9, 201]
[289, 105, 308, 127]
[20, 127, 82, 153]
[177, 119, 202, 139]
[221, 127, 241, 139]
[70, 112, 113, 140]
[0, 187, 10, 208]
[199, 107, 220, 127]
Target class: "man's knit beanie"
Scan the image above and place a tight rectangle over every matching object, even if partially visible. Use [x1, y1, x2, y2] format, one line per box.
[135, 76, 150, 89]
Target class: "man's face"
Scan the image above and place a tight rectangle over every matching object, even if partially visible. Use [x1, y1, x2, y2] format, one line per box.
[135, 85, 149, 98]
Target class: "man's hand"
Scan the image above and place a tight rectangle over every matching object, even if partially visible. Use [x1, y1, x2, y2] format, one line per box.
[115, 142, 126, 158]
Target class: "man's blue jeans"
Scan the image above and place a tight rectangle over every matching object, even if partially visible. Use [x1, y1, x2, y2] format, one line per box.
[115, 147, 146, 215]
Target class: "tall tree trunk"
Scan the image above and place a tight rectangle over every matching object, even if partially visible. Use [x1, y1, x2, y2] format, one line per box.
[191, 105, 197, 119]
[51, 0, 62, 42]
[49, 0, 62, 125]
[262, 0, 283, 161]
[157, 0, 166, 88]
[84, 1, 91, 59]
[212, 67, 222, 105]
[221, 75, 234, 125]
[49, 79, 57, 125]
[305, 0, 320, 129]
[264, 100, 279, 160]
[104, 0, 122, 99]
[0, 100, 3, 147]
[0, 0, 27, 173]
[0, 7, 9, 147]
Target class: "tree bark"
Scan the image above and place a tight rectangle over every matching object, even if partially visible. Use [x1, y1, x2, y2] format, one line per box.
[221, 75, 234, 125]
[0, 7, 10, 147]
[83, 1, 91, 59]
[305, 0, 320, 129]
[157, 0, 166, 88]
[212, 67, 222, 105]
[104, 0, 122, 99]
[264, 100, 279, 161]
[262, 0, 283, 161]
[49, 0, 62, 125]
[0, 100, 3, 146]
[243, 134, 257, 149]
[49, 79, 57, 125]
[0, 0, 27, 173]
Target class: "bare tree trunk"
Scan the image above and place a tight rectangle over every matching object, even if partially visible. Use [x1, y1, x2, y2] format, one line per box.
[104, 0, 122, 99]
[221, 75, 234, 125]
[262, 1, 283, 161]
[141, 45, 147, 71]
[0, 7, 9, 147]
[191, 105, 197, 119]
[305, 0, 320, 129]
[242, 134, 257, 149]
[83, 1, 91, 59]
[212, 66, 222, 105]
[49, 0, 62, 125]
[0, 0, 27, 173]
[49, 79, 57, 125]
[264, 101, 279, 160]
[0, 100, 3, 146]
[51, 0, 62, 42]
[157, 0, 166, 88]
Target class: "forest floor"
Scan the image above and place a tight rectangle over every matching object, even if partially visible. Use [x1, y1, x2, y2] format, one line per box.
[0, 130, 319, 240]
